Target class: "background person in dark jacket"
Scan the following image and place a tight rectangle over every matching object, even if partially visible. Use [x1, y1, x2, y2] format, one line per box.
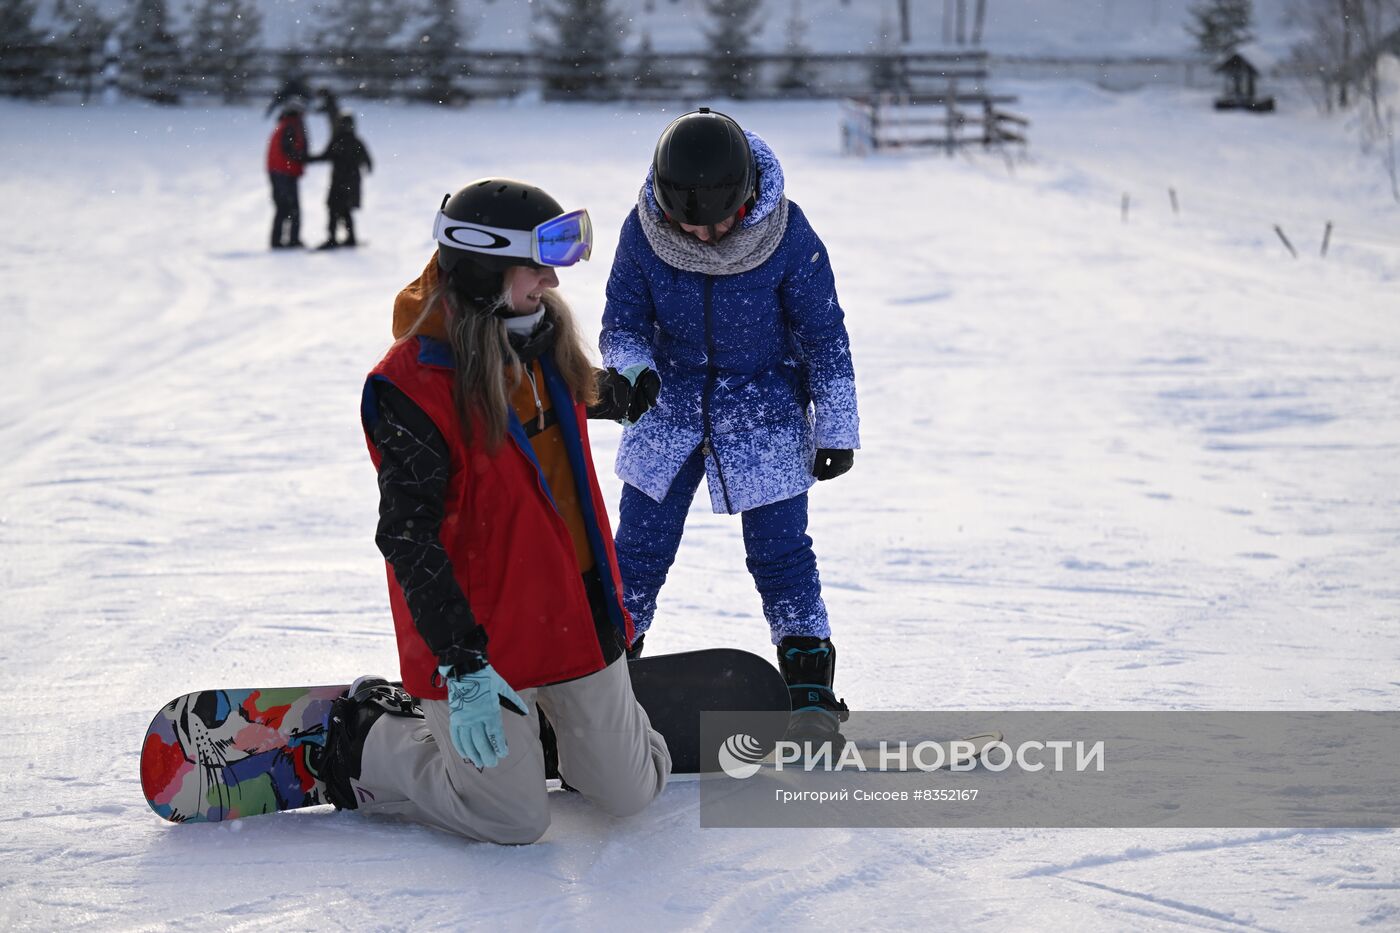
[266, 97, 308, 249]
[309, 113, 373, 249]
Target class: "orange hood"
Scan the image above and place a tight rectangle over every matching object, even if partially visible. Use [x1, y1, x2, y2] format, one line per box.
[392, 256, 449, 341]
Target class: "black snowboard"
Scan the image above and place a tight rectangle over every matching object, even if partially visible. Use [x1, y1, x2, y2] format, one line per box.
[628, 647, 791, 774]
[142, 648, 790, 822]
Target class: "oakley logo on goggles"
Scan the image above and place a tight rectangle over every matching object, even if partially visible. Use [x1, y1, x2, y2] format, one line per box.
[432, 208, 592, 267]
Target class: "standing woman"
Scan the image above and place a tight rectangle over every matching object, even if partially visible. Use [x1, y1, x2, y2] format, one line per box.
[321, 179, 670, 844]
[265, 95, 308, 249]
[600, 109, 861, 742]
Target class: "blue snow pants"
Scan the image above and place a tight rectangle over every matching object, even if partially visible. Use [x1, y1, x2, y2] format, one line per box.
[614, 446, 830, 645]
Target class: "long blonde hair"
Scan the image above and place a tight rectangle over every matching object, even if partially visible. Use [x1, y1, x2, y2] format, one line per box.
[402, 282, 599, 450]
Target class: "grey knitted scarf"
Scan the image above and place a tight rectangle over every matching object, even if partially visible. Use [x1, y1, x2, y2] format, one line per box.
[636, 183, 790, 276]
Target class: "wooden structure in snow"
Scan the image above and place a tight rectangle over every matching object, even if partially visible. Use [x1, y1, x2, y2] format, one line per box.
[1214, 45, 1276, 113]
[840, 90, 1028, 155]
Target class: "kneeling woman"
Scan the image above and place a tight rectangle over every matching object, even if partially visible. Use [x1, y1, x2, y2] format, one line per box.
[323, 179, 671, 844]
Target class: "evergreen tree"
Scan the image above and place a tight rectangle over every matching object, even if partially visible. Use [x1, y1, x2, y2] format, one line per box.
[410, 2, 472, 104]
[777, 0, 817, 95]
[1187, 0, 1254, 58]
[186, 0, 263, 102]
[630, 27, 659, 98]
[870, 9, 901, 93]
[316, 0, 408, 98]
[51, 0, 111, 46]
[704, 0, 764, 99]
[537, 0, 627, 99]
[123, 0, 182, 103]
[49, 0, 113, 98]
[0, 0, 49, 98]
[1, 0, 43, 47]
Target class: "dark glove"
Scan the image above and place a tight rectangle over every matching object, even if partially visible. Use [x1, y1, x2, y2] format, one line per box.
[587, 366, 660, 424]
[812, 448, 854, 481]
[587, 368, 633, 421]
[626, 367, 661, 423]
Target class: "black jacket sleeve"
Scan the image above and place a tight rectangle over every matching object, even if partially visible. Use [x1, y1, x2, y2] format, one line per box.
[368, 382, 488, 673]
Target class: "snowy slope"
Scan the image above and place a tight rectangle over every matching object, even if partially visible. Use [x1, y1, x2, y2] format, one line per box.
[3, 76, 1399, 928]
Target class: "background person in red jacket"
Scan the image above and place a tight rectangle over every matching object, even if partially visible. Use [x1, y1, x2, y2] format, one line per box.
[316, 178, 670, 844]
[265, 96, 308, 249]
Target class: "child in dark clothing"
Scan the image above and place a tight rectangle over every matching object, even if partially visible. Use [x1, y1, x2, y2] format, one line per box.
[310, 114, 373, 249]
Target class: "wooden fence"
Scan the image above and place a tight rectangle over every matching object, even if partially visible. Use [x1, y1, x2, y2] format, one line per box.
[841, 91, 1028, 154]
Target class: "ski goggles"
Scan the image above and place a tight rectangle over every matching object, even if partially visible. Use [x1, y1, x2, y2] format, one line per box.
[432, 208, 593, 267]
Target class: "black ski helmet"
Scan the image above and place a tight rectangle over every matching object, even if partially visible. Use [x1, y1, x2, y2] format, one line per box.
[435, 178, 566, 309]
[652, 108, 756, 226]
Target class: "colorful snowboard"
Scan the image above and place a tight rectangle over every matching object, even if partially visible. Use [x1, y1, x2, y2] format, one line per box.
[141, 648, 791, 824]
[141, 685, 343, 823]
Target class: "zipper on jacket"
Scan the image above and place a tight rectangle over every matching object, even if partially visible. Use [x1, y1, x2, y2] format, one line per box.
[701, 275, 734, 513]
[524, 363, 545, 432]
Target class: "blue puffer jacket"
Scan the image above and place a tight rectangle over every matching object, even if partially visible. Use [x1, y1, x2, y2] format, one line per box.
[601, 132, 860, 514]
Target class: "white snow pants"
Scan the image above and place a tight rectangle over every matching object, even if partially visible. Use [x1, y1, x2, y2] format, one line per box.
[353, 657, 671, 844]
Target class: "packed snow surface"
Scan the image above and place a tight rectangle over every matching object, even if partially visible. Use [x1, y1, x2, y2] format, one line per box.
[2, 80, 1398, 929]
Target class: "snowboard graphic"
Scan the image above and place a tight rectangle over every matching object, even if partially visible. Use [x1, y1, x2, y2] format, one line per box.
[141, 685, 343, 823]
[141, 648, 791, 823]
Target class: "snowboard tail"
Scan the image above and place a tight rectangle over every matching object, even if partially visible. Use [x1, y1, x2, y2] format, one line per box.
[141, 686, 344, 823]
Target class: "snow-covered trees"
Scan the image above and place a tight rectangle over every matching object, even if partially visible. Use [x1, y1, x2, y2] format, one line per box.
[1287, 0, 1400, 109]
[123, 0, 182, 103]
[705, 0, 764, 99]
[536, 0, 627, 98]
[186, 0, 262, 101]
[777, 0, 817, 95]
[411, 3, 472, 104]
[1187, 0, 1255, 58]
[0, 0, 52, 97]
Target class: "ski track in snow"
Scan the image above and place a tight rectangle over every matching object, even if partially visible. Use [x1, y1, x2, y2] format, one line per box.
[2, 83, 1398, 929]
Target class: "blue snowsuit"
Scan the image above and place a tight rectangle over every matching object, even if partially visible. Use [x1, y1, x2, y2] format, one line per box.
[601, 132, 860, 643]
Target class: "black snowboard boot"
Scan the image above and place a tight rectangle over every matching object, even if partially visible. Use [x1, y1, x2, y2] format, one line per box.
[539, 710, 577, 793]
[316, 676, 422, 810]
[777, 636, 850, 750]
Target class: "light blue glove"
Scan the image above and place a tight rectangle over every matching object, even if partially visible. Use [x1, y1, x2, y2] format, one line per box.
[439, 664, 529, 769]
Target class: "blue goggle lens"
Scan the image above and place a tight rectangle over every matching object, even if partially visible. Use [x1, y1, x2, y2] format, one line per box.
[535, 210, 592, 267]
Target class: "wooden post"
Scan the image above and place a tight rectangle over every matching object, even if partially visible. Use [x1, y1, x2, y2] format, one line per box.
[982, 98, 993, 148]
[946, 77, 958, 156]
[1121, 193, 1130, 223]
[1320, 221, 1333, 258]
[1169, 188, 1179, 215]
[1273, 224, 1298, 258]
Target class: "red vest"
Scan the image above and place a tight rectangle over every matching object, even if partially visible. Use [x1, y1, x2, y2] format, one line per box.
[363, 337, 634, 699]
[266, 115, 305, 177]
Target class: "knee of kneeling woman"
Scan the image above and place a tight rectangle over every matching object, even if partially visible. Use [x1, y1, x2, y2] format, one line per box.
[482, 811, 551, 846]
[593, 768, 668, 819]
